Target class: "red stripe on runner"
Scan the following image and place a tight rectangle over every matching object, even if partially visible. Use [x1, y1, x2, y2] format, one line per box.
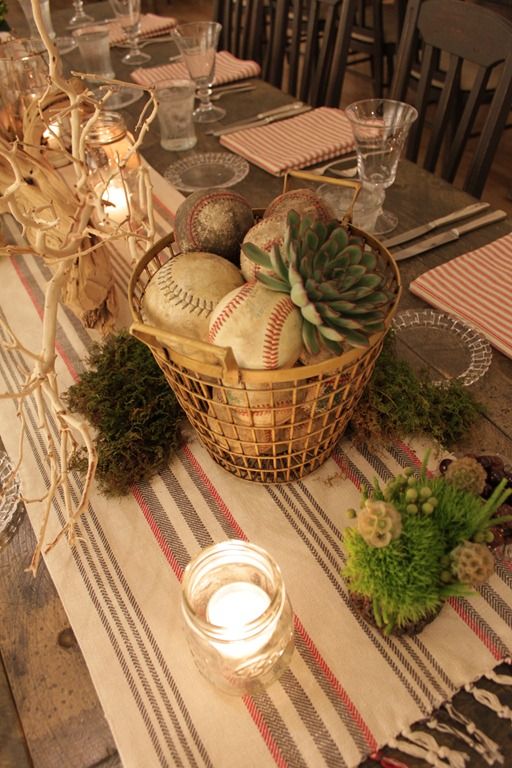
[242, 695, 289, 768]
[331, 452, 362, 490]
[183, 444, 247, 541]
[9, 255, 78, 382]
[130, 485, 184, 581]
[294, 616, 377, 751]
[448, 598, 503, 660]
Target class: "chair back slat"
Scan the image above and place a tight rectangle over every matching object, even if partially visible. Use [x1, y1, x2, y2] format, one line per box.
[214, 0, 267, 64]
[268, 0, 356, 107]
[391, 0, 512, 198]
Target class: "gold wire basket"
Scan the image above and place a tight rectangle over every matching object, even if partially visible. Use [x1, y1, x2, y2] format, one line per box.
[128, 173, 401, 483]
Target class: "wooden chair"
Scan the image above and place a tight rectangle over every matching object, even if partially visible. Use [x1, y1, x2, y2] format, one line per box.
[213, 0, 267, 65]
[348, 0, 406, 98]
[390, 0, 512, 198]
[266, 0, 357, 107]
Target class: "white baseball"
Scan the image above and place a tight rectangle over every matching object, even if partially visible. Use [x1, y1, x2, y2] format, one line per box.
[211, 382, 294, 427]
[240, 215, 286, 281]
[142, 251, 243, 341]
[208, 281, 303, 370]
[206, 412, 274, 456]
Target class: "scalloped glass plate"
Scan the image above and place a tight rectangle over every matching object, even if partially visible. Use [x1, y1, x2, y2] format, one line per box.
[0, 451, 23, 550]
[164, 152, 249, 192]
[392, 309, 492, 386]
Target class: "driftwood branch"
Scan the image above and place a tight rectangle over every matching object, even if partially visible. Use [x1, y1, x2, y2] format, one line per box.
[0, 0, 158, 571]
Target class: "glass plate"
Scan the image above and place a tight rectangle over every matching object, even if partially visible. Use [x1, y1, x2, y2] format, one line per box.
[0, 451, 23, 550]
[392, 309, 492, 386]
[95, 85, 143, 111]
[164, 152, 249, 192]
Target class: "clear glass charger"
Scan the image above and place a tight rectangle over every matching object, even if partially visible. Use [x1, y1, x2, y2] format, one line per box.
[392, 309, 492, 387]
[94, 85, 143, 111]
[0, 451, 23, 551]
[164, 152, 249, 192]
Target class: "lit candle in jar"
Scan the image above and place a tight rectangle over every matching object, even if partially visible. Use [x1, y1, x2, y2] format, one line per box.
[207, 582, 271, 658]
[42, 120, 61, 150]
[182, 541, 294, 695]
[100, 180, 130, 224]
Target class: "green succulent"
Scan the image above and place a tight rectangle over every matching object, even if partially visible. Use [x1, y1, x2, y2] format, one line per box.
[241, 209, 394, 355]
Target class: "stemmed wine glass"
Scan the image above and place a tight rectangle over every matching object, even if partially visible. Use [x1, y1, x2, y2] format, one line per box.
[173, 21, 225, 123]
[68, 0, 94, 28]
[109, 0, 150, 66]
[345, 99, 418, 236]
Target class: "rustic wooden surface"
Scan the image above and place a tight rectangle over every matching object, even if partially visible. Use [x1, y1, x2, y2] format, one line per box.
[1, 5, 512, 767]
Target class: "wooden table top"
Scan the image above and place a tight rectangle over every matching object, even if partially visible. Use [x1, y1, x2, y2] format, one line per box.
[1, 5, 512, 767]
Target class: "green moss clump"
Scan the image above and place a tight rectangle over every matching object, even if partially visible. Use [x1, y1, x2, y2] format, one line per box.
[65, 331, 183, 496]
[349, 335, 484, 448]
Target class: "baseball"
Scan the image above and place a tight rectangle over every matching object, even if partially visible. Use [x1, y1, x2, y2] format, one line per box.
[264, 188, 336, 222]
[240, 214, 287, 281]
[174, 188, 254, 264]
[142, 251, 244, 341]
[206, 412, 274, 456]
[208, 281, 304, 370]
[211, 383, 294, 428]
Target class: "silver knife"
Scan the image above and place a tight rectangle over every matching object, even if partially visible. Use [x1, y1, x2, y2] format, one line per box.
[382, 202, 491, 248]
[210, 104, 311, 137]
[392, 209, 508, 262]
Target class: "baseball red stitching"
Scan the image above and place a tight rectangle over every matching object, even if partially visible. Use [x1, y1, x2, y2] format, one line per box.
[262, 296, 296, 369]
[208, 281, 254, 342]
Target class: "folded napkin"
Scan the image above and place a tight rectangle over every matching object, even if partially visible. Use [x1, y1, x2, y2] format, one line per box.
[409, 232, 512, 358]
[131, 50, 261, 87]
[109, 13, 177, 45]
[219, 107, 355, 175]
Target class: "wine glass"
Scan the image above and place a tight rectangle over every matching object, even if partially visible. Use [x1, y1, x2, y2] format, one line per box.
[173, 21, 225, 124]
[109, 0, 150, 66]
[68, 0, 94, 28]
[345, 99, 418, 236]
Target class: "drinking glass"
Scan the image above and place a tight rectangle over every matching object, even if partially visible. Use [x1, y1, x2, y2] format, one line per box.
[109, 0, 150, 66]
[68, 0, 94, 28]
[15, 0, 77, 56]
[73, 25, 142, 110]
[345, 99, 418, 236]
[173, 21, 225, 123]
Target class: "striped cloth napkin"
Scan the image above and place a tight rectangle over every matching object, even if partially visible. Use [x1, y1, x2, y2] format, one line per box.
[131, 50, 261, 87]
[219, 107, 355, 175]
[108, 13, 177, 45]
[409, 232, 512, 358]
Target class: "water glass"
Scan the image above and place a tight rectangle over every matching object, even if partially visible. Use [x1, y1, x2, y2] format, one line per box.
[0, 38, 49, 139]
[73, 25, 115, 79]
[156, 79, 197, 151]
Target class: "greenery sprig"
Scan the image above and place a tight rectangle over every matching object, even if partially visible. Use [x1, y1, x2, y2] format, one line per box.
[65, 331, 183, 496]
[349, 334, 484, 448]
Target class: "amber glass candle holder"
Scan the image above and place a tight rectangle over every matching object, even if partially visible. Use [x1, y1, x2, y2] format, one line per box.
[181, 540, 294, 696]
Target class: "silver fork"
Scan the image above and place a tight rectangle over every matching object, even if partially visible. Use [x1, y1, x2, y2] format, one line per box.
[209, 85, 256, 101]
[116, 35, 178, 49]
[308, 156, 358, 177]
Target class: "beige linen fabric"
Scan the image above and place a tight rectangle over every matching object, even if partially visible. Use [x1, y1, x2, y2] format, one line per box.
[0, 168, 511, 768]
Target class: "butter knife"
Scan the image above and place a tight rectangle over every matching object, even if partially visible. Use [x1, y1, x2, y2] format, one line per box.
[392, 209, 508, 262]
[209, 104, 311, 137]
[382, 202, 491, 248]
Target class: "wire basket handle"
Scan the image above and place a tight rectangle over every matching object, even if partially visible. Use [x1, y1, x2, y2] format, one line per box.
[130, 322, 242, 384]
[283, 170, 361, 227]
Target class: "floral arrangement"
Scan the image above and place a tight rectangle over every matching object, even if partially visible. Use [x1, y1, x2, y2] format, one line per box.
[343, 454, 512, 635]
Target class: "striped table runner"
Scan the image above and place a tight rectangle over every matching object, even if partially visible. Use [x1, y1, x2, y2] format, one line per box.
[219, 108, 355, 176]
[108, 13, 177, 45]
[0, 170, 511, 768]
[131, 50, 261, 88]
[409, 232, 512, 359]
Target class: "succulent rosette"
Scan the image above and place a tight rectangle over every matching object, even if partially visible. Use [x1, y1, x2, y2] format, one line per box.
[242, 210, 394, 355]
[343, 455, 512, 635]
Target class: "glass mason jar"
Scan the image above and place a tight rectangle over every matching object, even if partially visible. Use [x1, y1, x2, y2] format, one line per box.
[182, 540, 294, 696]
[84, 111, 140, 184]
